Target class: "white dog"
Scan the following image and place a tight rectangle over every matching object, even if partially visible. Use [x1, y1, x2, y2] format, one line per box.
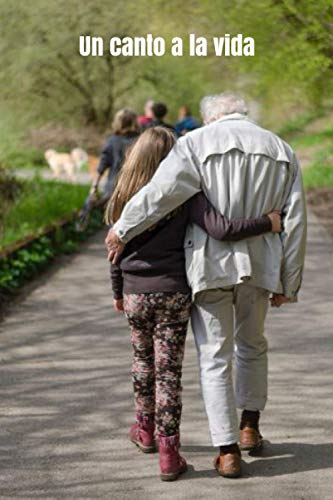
[44, 148, 88, 181]
[71, 148, 88, 170]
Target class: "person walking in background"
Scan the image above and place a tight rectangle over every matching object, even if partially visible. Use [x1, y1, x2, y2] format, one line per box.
[137, 99, 154, 128]
[92, 108, 140, 196]
[105, 126, 282, 482]
[174, 106, 201, 136]
[77, 108, 140, 230]
[144, 102, 175, 132]
[105, 92, 307, 479]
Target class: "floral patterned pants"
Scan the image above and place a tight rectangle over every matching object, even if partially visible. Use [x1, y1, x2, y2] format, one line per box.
[124, 292, 191, 437]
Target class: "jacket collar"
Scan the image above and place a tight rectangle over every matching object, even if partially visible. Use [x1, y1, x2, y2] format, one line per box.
[217, 113, 255, 124]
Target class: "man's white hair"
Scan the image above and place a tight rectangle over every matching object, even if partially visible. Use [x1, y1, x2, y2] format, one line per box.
[200, 92, 248, 122]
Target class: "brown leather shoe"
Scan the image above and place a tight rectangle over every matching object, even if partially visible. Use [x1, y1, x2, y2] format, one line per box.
[239, 426, 263, 451]
[213, 452, 241, 478]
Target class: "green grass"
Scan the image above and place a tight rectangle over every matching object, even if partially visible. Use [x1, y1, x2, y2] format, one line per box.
[0, 109, 45, 169]
[3, 147, 46, 169]
[1, 176, 89, 250]
[290, 126, 333, 149]
[278, 110, 326, 139]
[296, 131, 333, 189]
[303, 164, 333, 189]
[279, 109, 333, 189]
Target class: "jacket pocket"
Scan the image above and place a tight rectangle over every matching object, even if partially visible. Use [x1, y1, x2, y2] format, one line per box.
[184, 238, 194, 249]
[184, 238, 194, 287]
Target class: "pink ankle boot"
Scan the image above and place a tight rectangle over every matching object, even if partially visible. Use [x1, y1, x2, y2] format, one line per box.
[158, 434, 187, 481]
[129, 414, 156, 453]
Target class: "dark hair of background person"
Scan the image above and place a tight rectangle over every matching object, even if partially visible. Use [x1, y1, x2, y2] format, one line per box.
[152, 102, 168, 120]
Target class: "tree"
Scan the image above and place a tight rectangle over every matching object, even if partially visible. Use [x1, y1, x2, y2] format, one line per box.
[196, 0, 333, 124]
[0, 0, 153, 127]
[1, 0, 332, 132]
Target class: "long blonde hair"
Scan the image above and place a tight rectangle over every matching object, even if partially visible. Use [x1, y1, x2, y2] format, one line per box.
[105, 127, 176, 225]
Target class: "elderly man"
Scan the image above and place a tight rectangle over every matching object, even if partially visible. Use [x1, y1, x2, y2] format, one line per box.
[105, 92, 307, 478]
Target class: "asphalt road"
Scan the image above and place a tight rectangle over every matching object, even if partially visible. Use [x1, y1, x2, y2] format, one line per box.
[0, 210, 332, 499]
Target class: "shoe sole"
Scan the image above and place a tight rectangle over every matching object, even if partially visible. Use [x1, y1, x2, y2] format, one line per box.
[160, 463, 188, 482]
[239, 439, 263, 452]
[217, 471, 241, 478]
[130, 437, 156, 454]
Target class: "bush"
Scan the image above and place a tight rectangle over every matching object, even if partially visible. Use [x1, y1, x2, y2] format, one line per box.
[0, 166, 23, 236]
[303, 165, 333, 189]
[0, 236, 56, 293]
[1, 147, 45, 169]
[0, 111, 105, 169]
[1, 176, 89, 249]
[278, 110, 326, 139]
[0, 207, 104, 304]
[0, 174, 105, 306]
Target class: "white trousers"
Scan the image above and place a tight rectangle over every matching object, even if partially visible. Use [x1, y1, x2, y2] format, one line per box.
[191, 284, 269, 446]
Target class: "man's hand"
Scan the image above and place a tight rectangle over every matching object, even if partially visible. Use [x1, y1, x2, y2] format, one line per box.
[105, 228, 125, 263]
[113, 299, 124, 312]
[270, 293, 291, 308]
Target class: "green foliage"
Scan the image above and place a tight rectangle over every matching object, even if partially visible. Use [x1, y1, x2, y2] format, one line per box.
[303, 140, 333, 188]
[0, 166, 22, 203]
[0, 109, 45, 169]
[1, 0, 332, 132]
[287, 110, 333, 188]
[290, 124, 333, 148]
[0, 166, 22, 233]
[303, 165, 333, 189]
[278, 110, 326, 139]
[0, 207, 104, 301]
[215, 0, 333, 119]
[1, 176, 89, 249]
[3, 148, 45, 169]
[0, 0, 156, 128]
[0, 236, 56, 293]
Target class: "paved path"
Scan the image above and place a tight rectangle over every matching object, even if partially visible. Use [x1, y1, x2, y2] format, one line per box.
[1, 210, 332, 500]
[13, 168, 97, 186]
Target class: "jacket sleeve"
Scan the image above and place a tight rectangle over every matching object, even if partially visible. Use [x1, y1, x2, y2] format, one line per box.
[280, 156, 307, 298]
[97, 138, 114, 176]
[187, 193, 272, 241]
[113, 136, 202, 243]
[110, 262, 124, 300]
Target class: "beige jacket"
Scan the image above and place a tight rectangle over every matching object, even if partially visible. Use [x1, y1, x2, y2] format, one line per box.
[113, 113, 307, 298]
